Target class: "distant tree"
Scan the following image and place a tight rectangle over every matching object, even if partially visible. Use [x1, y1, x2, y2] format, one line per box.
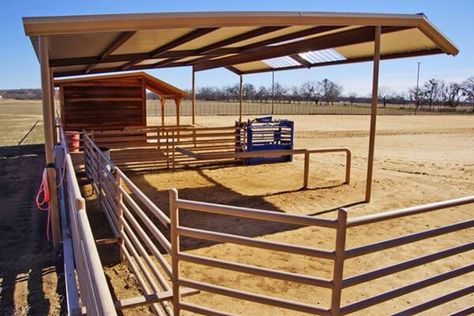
[273, 82, 288, 103]
[422, 79, 443, 108]
[461, 77, 474, 111]
[408, 86, 423, 108]
[441, 82, 464, 108]
[243, 83, 256, 102]
[255, 86, 269, 103]
[378, 86, 394, 107]
[299, 81, 320, 104]
[290, 86, 302, 103]
[319, 79, 342, 105]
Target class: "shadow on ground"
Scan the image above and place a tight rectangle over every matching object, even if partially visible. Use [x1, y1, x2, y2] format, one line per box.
[0, 144, 63, 315]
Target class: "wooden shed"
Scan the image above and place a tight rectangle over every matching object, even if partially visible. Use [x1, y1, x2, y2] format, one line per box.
[55, 72, 187, 131]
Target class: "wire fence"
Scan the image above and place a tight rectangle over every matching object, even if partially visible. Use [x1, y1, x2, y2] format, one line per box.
[147, 100, 474, 117]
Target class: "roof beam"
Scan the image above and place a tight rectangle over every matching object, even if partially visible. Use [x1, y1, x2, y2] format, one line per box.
[49, 48, 240, 67]
[240, 25, 343, 50]
[185, 26, 343, 67]
[237, 48, 444, 75]
[290, 54, 312, 68]
[193, 26, 412, 71]
[53, 47, 443, 78]
[85, 31, 136, 73]
[196, 26, 288, 54]
[224, 66, 242, 75]
[121, 27, 219, 70]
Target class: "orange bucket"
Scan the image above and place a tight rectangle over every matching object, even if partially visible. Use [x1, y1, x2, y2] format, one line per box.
[66, 132, 80, 152]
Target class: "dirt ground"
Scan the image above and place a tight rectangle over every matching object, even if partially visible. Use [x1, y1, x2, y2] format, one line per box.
[2, 114, 472, 315]
[0, 145, 62, 315]
[82, 115, 474, 315]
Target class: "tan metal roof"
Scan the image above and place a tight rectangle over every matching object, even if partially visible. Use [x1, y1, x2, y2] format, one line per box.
[23, 11, 458, 77]
[54, 72, 187, 98]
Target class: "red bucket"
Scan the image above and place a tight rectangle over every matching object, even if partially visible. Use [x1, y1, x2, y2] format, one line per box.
[66, 132, 80, 152]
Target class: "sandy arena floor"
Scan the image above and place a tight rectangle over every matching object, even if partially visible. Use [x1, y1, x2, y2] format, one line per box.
[83, 115, 473, 315]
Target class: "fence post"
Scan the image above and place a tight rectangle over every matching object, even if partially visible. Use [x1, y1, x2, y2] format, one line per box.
[169, 189, 181, 315]
[331, 208, 348, 315]
[95, 148, 102, 204]
[303, 151, 310, 189]
[345, 151, 351, 185]
[172, 130, 176, 171]
[115, 171, 125, 262]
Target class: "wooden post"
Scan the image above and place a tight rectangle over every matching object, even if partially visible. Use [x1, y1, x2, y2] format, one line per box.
[303, 152, 310, 189]
[239, 75, 243, 123]
[192, 70, 196, 126]
[49, 68, 57, 143]
[160, 98, 166, 128]
[169, 189, 181, 315]
[115, 172, 125, 262]
[330, 208, 348, 315]
[39, 36, 61, 248]
[175, 98, 181, 127]
[365, 26, 381, 203]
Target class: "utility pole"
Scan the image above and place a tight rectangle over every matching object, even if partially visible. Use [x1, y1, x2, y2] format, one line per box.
[415, 62, 421, 113]
[271, 71, 275, 115]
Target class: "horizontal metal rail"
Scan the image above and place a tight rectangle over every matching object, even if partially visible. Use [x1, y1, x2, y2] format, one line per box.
[175, 199, 337, 228]
[177, 226, 335, 259]
[347, 195, 474, 227]
[340, 264, 474, 315]
[179, 278, 330, 316]
[60, 128, 117, 316]
[179, 302, 238, 316]
[345, 219, 474, 258]
[179, 253, 333, 288]
[392, 284, 474, 316]
[343, 242, 474, 288]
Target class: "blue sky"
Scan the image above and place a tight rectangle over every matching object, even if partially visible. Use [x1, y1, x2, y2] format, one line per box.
[1, 0, 473, 96]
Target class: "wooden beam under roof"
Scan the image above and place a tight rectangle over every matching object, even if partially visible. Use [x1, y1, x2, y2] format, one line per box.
[196, 26, 288, 54]
[53, 47, 443, 78]
[85, 31, 136, 73]
[290, 54, 312, 68]
[49, 48, 240, 67]
[234, 48, 444, 75]
[121, 27, 219, 70]
[186, 26, 344, 67]
[224, 66, 242, 75]
[193, 26, 412, 71]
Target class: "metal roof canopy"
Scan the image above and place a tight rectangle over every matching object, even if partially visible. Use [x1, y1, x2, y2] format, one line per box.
[23, 11, 458, 77]
[26, 12, 459, 249]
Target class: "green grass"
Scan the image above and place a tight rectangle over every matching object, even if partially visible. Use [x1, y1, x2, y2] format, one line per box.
[0, 100, 44, 146]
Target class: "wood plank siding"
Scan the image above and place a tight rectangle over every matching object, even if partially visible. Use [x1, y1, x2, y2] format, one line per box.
[61, 77, 146, 131]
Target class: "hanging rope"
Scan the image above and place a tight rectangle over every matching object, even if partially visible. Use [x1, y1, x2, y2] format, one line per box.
[35, 168, 51, 240]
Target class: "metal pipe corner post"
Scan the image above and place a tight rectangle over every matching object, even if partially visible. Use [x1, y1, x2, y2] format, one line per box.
[239, 75, 243, 122]
[39, 36, 61, 248]
[192, 69, 196, 126]
[365, 25, 381, 203]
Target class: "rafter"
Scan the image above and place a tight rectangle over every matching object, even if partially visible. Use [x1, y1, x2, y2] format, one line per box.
[193, 26, 412, 71]
[240, 25, 343, 50]
[121, 27, 219, 70]
[197, 26, 287, 54]
[49, 48, 240, 68]
[53, 47, 443, 78]
[85, 31, 136, 73]
[290, 54, 312, 68]
[236, 48, 444, 75]
[224, 66, 242, 75]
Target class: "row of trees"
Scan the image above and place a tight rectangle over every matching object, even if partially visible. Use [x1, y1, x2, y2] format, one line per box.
[193, 79, 343, 104]
[188, 77, 474, 108]
[407, 77, 474, 108]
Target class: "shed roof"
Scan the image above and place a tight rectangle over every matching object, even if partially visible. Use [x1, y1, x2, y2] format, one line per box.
[23, 11, 458, 77]
[55, 71, 187, 98]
